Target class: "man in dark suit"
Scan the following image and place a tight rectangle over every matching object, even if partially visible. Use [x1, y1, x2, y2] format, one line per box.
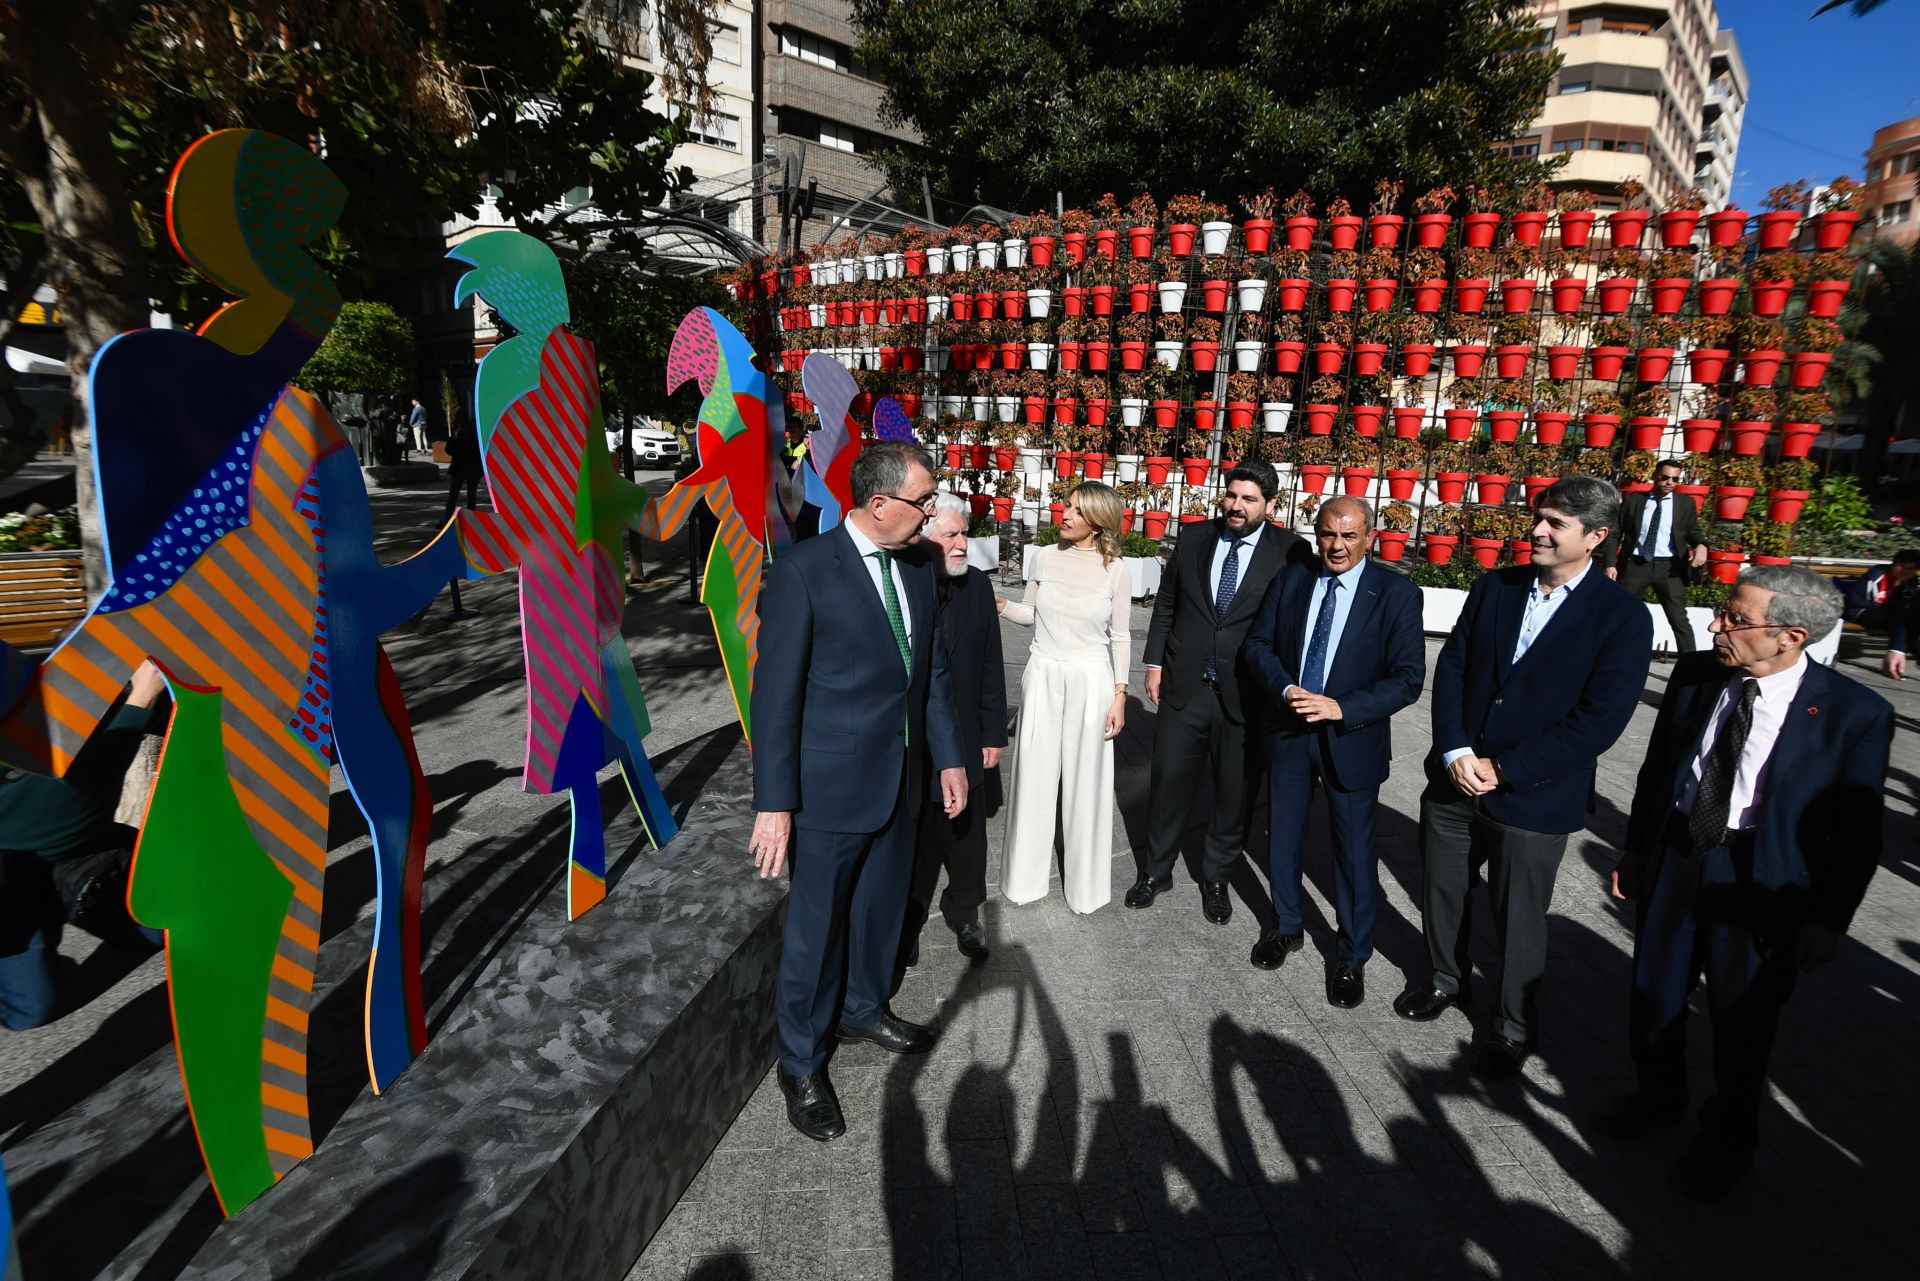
[1133, 461, 1309, 922]
[893, 494, 1006, 982]
[1394, 476, 1652, 1077]
[1243, 497, 1425, 1007]
[751, 443, 969, 1142]
[1596, 566, 1892, 1198]
[1601, 458, 1707, 654]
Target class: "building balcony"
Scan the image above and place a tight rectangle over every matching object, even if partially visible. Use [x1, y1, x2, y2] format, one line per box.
[765, 54, 891, 132]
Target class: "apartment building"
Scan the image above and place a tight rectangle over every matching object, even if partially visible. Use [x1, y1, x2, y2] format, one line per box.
[1863, 116, 1920, 251]
[1505, 1, 1741, 210]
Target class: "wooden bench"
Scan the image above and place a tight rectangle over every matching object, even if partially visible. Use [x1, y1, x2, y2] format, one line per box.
[0, 551, 86, 650]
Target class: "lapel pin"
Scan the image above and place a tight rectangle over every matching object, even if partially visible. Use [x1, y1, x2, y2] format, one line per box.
[1808, 706, 1817, 715]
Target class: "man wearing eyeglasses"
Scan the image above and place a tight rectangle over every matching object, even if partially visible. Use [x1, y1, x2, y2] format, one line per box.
[750, 441, 968, 1143]
[1598, 566, 1892, 1199]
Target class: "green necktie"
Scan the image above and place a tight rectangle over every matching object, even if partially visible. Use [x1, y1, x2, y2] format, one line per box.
[873, 549, 911, 747]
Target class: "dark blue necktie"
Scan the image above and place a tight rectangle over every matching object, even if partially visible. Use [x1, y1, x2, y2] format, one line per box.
[1206, 534, 1244, 681]
[1639, 494, 1664, 561]
[1302, 575, 1341, 694]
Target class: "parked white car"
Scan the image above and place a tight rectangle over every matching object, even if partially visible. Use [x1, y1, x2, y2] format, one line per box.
[605, 424, 683, 468]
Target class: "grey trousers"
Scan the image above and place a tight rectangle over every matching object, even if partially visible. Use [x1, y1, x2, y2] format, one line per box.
[1419, 787, 1569, 1044]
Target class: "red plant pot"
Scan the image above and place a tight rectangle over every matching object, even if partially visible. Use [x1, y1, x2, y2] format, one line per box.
[1705, 209, 1748, 246]
[1341, 466, 1376, 497]
[990, 445, 1017, 471]
[1028, 236, 1056, 266]
[1411, 279, 1448, 313]
[1806, 281, 1848, 319]
[1052, 396, 1079, 425]
[1778, 422, 1821, 458]
[1129, 282, 1153, 313]
[1815, 209, 1860, 250]
[1549, 278, 1588, 314]
[967, 493, 991, 519]
[963, 444, 988, 468]
[1768, 489, 1810, 523]
[1696, 279, 1738, 316]
[1501, 278, 1538, 313]
[1595, 278, 1636, 313]
[1392, 407, 1426, 438]
[1182, 458, 1211, 485]
[1442, 409, 1476, 442]
[1227, 400, 1257, 429]
[1658, 209, 1702, 248]
[1057, 341, 1084, 372]
[1086, 398, 1111, 426]
[1725, 421, 1770, 455]
[1789, 351, 1833, 388]
[1019, 396, 1045, 425]
[1312, 342, 1347, 374]
[1468, 536, 1503, 569]
[1558, 209, 1597, 250]
[1242, 219, 1273, 253]
[1282, 216, 1317, 250]
[1325, 278, 1358, 312]
[1180, 511, 1208, 524]
[1144, 456, 1172, 484]
[1093, 228, 1119, 259]
[1190, 340, 1221, 372]
[1298, 464, 1333, 494]
[1304, 403, 1338, 433]
[1435, 471, 1469, 501]
[1143, 510, 1171, 539]
[1000, 342, 1023, 370]
[1363, 278, 1398, 311]
[1451, 344, 1487, 377]
[1402, 343, 1436, 376]
[1681, 419, 1721, 452]
[1424, 534, 1459, 565]
[1533, 412, 1571, 444]
[1271, 340, 1306, 373]
[1062, 231, 1087, 263]
[1714, 487, 1755, 521]
[1748, 281, 1792, 317]
[1367, 214, 1404, 248]
[1200, 279, 1231, 312]
[1475, 475, 1512, 505]
[1487, 410, 1523, 442]
[991, 496, 1014, 520]
[1649, 278, 1690, 315]
[1151, 398, 1179, 429]
[943, 443, 966, 469]
[1352, 343, 1388, 376]
[1081, 453, 1109, 480]
[1050, 501, 1067, 523]
[1511, 210, 1549, 247]
[1546, 345, 1583, 379]
[1375, 530, 1411, 562]
[1119, 341, 1147, 371]
[1462, 212, 1500, 248]
[1609, 209, 1650, 249]
[1707, 549, 1746, 583]
[1452, 278, 1490, 313]
[1413, 213, 1452, 248]
[1494, 345, 1530, 379]
[1636, 348, 1675, 382]
[1167, 223, 1198, 256]
[1085, 341, 1112, 372]
[1522, 475, 1556, 505]
[1128, 225, 1155, 258]
[1590, 346, 1628, 380]
[1276, 278, 1311, 311]
[1327, 216, 1362, 250]
[1629, 416, 1668, 450]
[1053, 449, 1078, 477]
[1386, 469, 1421, 498]
[1741, 349, 1784, 386]
[1088, 284, 1115, 315]
[1349, 404, 1385, 436]
[1582, 414, 1620, 447]
[1689, 349, 1730, 383]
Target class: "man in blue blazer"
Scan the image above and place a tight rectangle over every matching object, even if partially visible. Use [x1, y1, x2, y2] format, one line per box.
[750, 443, 969, 1142]
[1394, 476, 1652, 1078]
[1597, 566, 1892, 1199]
[1243, 497, 1425, 1007]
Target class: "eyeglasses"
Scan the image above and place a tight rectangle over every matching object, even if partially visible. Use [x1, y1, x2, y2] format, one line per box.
[1710, 605, 1777, 633]
[880, 491, 939, 514]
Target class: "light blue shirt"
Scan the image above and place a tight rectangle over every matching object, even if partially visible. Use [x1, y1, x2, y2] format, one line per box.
[1284, 559, 1366, 700]
[1209, 520, 1265, 602]
[1442, 558, 1594, 767]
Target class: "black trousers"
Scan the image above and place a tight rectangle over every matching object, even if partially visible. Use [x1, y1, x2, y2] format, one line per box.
[445, 472, 482, 516]
[1141, 683, 1258, 884]
[1420, 787, 1570, 1044]
[1629, 824, 1797, 1151]
[891, 794, 988, 990]
[1619, 556, 1696, 653]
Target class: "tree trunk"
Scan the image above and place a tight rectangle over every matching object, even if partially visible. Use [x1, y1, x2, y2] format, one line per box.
[0, 4, 153, 597]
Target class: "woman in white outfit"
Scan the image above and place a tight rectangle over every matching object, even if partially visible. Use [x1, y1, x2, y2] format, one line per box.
[997, 481, 1131, 913]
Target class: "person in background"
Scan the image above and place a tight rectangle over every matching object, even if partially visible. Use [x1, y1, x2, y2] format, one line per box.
[998, 481, 1132, 915]
[444, 415, 484, 517]
[409, 397, 431, 459]
[1, 660, 169, 1031]
[894, 494, 1006, 982]
[1602, 458, 1708, 654]
[1842, 550, 1920, 680]
[1599, 567, 1892, 1199]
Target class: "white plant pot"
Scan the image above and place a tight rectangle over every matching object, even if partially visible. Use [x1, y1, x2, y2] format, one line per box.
[1261, 402, 1294, 432]
[1027, 342, 1053, 370]
[926, 347, 950, 372]
[1002, 238, 1027, 268]
[837, 257, 856, 282]
[951, 244, 974, 271]
[1233, 341, 1263, 372]
[926, 294, 949, 320]
[921, 393, 941, 419]
[942, 394, 966, 416]
[927, 246, 949, 274]
[1201, 221, 1234, 255]
[970, 394, 990, 418]
[1120, 397, 1147, 428]
[885, 251, 903, 278]
[1153, 341, 1183, 370]
[861, 347, 880, 371]
[1115, 453, 1143, 483]
[976, 240, 1000, 268]
[862, 255, 881, 280]
[1027, 289, 1053, 318]
[1157, 281, 1188, 313]
[994, 395, 1018, 424]
[1236, 278, 1268, 311]
[809, 302, 827, 326]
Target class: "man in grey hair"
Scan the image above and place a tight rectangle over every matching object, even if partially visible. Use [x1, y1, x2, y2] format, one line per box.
[1395, 475, 1652, 1080]
[1598, 565, 1892, 1199]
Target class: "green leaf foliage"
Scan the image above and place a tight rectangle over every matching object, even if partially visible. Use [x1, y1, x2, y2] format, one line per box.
[293, 302, 415, 398]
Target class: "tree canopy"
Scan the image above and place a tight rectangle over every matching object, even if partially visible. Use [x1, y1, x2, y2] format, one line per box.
[293, 302, 416, 400]
[850, 0, 1561, 211]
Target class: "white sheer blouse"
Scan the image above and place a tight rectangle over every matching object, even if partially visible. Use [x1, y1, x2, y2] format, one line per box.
[1001, 543, 1132, 684]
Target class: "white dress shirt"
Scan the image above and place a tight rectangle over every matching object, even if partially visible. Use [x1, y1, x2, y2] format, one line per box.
[1634, 493, 1677, 560]
[843, 518, 913, 644]
[1284, 559, 1366, 700]
[1677, 654, 1809, 831]
[1443, 558, 1595, 767]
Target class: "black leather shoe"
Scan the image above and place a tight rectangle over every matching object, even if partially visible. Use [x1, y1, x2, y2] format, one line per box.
[1124, 874, 1173, 908]
[1326, 963, 1364, 1008]
[836, 1009, 937, 1055]
[778, 1068, 845, 1142]
[1667, 1133, 1752, 1200]
[1472, 1035, 1531, 1078]
[1201, 880, 1232, 925]
[1249, 929, 1304, 970]
[955, 923, 989, 962]
[1591, 1091, 1687, 1140]
[903, 939, 920, 969]
[1392, 983, 1468, 1022]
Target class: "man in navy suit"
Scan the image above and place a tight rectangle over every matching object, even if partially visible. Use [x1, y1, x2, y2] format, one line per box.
[1394, 476, 1652, 1077]
[1596, 566, 1892, 1199]
[1243, 497, 1425, 1007]
[750, 442, 969, 1142]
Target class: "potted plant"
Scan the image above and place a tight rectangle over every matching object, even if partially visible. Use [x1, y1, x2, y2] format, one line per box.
[1511, 182, 1554, 247]
[1789, 316, 1842, 389]
[1813, 175, 1865, 249]
[1713, 453, 1765, 521]
[1768, 458, 1817, 523]
[1258, 374, 1295, 431]
[1292, 433, 1335, 493]
[1280, 189, 1317, 251]
[1188, 314, 1224, 372]
[1368, 178, 1405, 248]
[1241, 186, 1278, 253]
[1432, 441, 1471, 501]
[1474, 441, 1518, 504]
[1461, 182, 1503, 248]
[1124, 191, 1160, 259]
[1556, 188, 1598, 252]
[1452, 245, 1494, 313]
[1727, 387, 1776, 455]
[1747, 250, 1805, 317]
[1778, 390, 1830, 458]
[1377, 500, 1416, 561]
[1735, 314, 1788, 387]
[1757, 179, 1808, 250]
[1422, 501, 1463, 563]
[1411, 184, 1455, 246]
[1688, 315, 1733, 385]
[1325, 194, 1362, 251]
[1582, 390, 1624, 448]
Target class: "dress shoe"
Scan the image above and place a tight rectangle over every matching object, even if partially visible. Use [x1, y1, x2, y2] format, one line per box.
[1326, 963, 1365, 1008]
[1667, 1132, 1752, 1200]
[1124, 874, 1173, 909]
[955, 922, 989, 961]
[1471, 1035, 1531, 1078]
[1201, 880, 1232, 925]
[836, 1009, 937, 1054]
[1391, 983, 1468, 1022]
[777, 1068, 845, 1142]
[1590, 1091, 1687, 1140]
[903, 939, 921, 969]
[1249, 929, 1304, 970]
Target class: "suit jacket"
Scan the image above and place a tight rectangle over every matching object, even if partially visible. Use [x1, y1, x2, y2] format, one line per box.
[928, 565, 1008, 793]
[1425, 564, 1653, 834]
[751, 522, 965, 833]
[1244, 562, 1426, 792]
[1143, 519, 1310, 724]
[1625, 652, 1892, 939]
[1601, 491, 1704, 568]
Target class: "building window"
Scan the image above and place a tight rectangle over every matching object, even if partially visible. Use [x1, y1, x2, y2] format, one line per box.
[816, 120, 859, 153]
[1881, 201, 1912, 226]
[679, 107, 741, 151]
[710, 22, 740, 65]
[1509, 141, 1540, 158]
[1619, 140, 1645, 155]
[1560, 80, 1590, 95]
[1552, 138, 1585, 153]
[780, 28, 849, 72]
[1600, 17, 1653, 34]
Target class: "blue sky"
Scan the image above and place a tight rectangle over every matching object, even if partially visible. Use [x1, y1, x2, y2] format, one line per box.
[1719, 0, 1920, 208]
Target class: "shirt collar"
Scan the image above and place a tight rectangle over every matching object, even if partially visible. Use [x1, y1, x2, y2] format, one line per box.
[1530, 557, 1593, 602]
[1319, 558, 1366, 588]
[844, 519, 882, 559]
[1222, 520, 1263, 549]
[1736, 652, 1809, 705]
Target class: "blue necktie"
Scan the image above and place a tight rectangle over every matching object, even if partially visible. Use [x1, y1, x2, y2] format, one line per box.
[1639, 494, 1664, 561]
[1206, 534, 1244, 681]
[1302, 575, 1341, 694]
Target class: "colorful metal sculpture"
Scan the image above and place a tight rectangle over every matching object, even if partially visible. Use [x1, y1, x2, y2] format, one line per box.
[796, 353, 915, 532]
[450, 231, 678, 918]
